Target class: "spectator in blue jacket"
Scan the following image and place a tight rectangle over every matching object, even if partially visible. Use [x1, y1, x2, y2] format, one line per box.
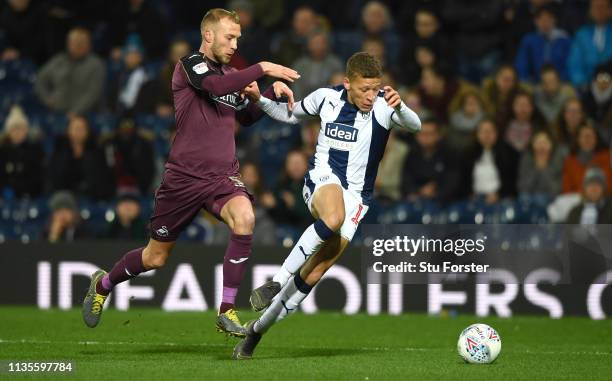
[515, 5, 571, 83]
[568, 0, 612, 89]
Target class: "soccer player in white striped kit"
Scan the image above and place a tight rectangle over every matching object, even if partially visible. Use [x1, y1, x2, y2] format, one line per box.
[234, 52, 421, 359]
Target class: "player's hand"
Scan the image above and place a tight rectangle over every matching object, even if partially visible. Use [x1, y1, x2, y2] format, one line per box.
[272, 81, 295, 112]
[242, 81, 261, 101]
[259, 62, 300, 82]
[383, 86, 402, 109]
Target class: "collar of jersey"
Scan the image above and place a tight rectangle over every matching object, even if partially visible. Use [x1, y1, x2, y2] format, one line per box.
[339, 89, 359, 110]
[202, 54, 223, 71]
[340, 89, 348, 101]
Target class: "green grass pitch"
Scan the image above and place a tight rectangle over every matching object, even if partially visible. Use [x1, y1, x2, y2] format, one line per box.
[0, 307, 611, 380]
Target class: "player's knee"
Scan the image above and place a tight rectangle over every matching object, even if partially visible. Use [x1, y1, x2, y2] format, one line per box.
[232, 211, 255, 234]
[143, 248, 169, 269]
[322, 211, 344, 232]
[147, 253, 168, 269]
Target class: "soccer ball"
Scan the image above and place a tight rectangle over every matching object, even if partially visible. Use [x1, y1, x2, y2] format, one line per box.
[457, 323, 501, 364]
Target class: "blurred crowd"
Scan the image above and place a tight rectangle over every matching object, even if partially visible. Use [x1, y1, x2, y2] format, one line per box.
[2, 0, 612, 244]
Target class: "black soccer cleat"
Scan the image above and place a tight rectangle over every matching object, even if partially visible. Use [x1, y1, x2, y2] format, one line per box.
[249, 280, 281, 312]
[232, 320, 262, 360]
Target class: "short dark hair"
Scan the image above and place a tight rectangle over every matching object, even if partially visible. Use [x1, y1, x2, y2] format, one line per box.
[415, 7, 438, 19]
[529, 128, 556, 151]
[346, 52, 383, 80]
[496, 63, 517, 77]
[513, 89, 533, 102]
[535, 4, 558, 19]
[201, 8, 240, 33]
[477, 118, 498, 132]
[420, 116, 440, 128]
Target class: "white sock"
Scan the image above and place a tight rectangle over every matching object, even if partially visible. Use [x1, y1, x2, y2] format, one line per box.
[272, 267, 292, 286]
[272, 219, 334, 286]
[254, 275, 312, 334]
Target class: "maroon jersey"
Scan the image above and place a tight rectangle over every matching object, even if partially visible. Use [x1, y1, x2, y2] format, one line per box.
[167, 52, 271, 179]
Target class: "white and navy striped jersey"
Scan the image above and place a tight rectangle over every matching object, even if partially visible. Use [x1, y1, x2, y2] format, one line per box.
[257, 85, 421, 205]
[300, 85, 407, 205]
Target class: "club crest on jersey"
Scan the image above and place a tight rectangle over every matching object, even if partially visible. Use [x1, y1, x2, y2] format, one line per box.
[303, 191, 310, 202]
[323, 122, 358, 150]
[229, 176, 245, 188]
[192, 62, 208, 74]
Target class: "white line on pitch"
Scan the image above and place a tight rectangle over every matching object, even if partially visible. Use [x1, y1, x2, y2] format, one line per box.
[1, 339, 611, 356]
[0, 339, 226, 348]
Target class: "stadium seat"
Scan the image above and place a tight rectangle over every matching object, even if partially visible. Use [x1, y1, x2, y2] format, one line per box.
[29, 111, 68, 136]
[420, 200, 442, 224]
[0, 201, 11, 222]
[446, 201, 476, 224]
[18, 221, 43, 243]
[0, 83, 38, 114]
[88, 113, 118, 135]
[135, 113, 174, 135]
[0, 197, 46, 242]
[274, 224, 302, 247]
[376, 202, 419, 224]
[0, 59, 37, 85]
[0, 221, 19, 242]
[78, 200, 114, 233]
[28, 198, 49, 223]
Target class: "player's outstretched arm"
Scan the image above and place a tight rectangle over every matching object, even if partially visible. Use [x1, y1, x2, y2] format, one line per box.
[259, 62, 300, 83]
[185, 59, 299, 97]
[391, 102, 421, 132]
[243, 81, 310, 125]
[384, 86, 421, 132]
[235, 81, 278, 127]
[256, 96, 306, 124]
[196, 64, 264, 96]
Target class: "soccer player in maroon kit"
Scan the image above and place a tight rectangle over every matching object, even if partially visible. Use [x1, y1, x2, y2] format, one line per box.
[82, 8, 300, 337]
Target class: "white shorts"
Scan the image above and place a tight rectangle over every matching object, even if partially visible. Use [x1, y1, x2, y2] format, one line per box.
[302, 167, 369, 241]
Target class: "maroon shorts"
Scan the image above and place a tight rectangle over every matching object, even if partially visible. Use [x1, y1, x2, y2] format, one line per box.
[149, 169, 252, 242]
